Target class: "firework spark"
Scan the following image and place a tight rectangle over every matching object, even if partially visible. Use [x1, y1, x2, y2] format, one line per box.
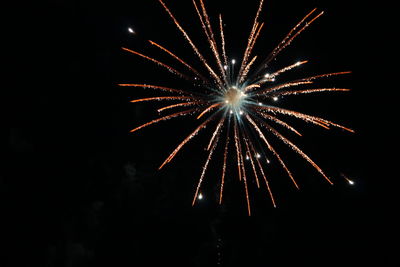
[120, 0, 353, 215]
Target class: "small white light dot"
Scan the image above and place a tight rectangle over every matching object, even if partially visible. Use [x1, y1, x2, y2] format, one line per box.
[258, 102, 263, 106]
[128, 27, 135, 34]
[266, 159, 270, 164]
[273, 96, 279, 101]
[246, 155, 250, 160]
[348, 180, 355, 185]
[229, 110, 233, 114]
[271, 77, 276, 82]
[231, 59, 236, 65]
[239, 110, 244, 115]
[224, 65, 228, 70]
[256, 153, 261, 158]
[296, 61, 301, 66]
[198, 193, 203, 200]
[264, 73, 270, 78]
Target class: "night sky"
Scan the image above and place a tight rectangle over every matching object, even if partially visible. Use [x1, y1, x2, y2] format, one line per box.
[4, 0, 395, 266]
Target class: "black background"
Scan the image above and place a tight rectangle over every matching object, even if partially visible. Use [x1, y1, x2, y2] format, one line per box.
[3, 0, 395, 266]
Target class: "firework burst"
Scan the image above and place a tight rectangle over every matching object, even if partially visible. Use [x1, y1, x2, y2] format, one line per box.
[119, 0, 354, 215]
